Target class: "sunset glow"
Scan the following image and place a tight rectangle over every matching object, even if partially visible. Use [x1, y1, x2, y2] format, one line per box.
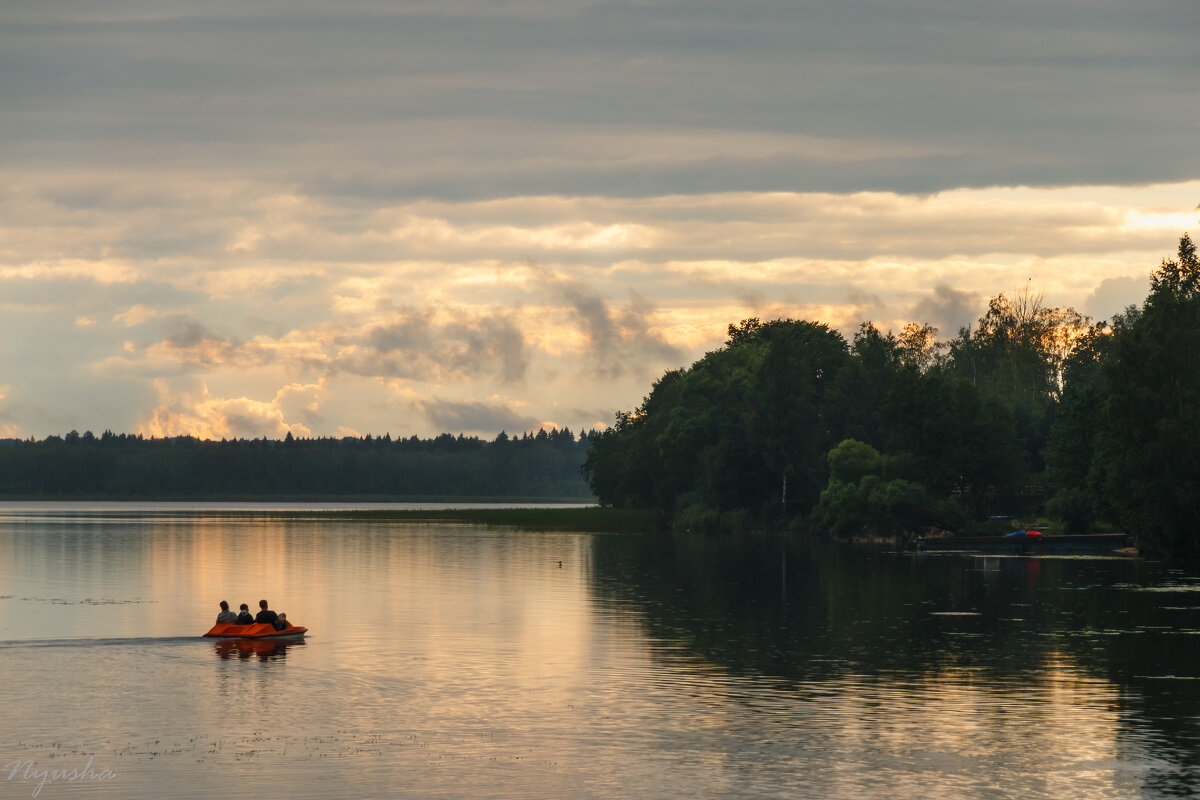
[2, 1, 1195, 439]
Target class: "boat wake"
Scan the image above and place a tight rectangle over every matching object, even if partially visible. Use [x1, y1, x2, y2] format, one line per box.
[0, 635, 204, 649]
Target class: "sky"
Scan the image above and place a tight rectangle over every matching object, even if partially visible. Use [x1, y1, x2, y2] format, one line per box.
[2, 0, 1198, 440]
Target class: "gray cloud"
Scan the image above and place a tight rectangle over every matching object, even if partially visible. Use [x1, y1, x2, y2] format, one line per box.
[160, 315, 224, 348]
[736, 290, 767, 310]
[444, 316, 527, 384]
[3, 0, 1196, 200]
[844, 288, 886, 321]
[368, 313, 435, 353]
[223, 410, 286, 440]
[416, 398, 541, 436]
[1083, 276, 1149, 322]
[910, 284, 983, 334]
[336, 351, 439, 382]
[355, 310, 527, 383]
[558, 284, 683, 379]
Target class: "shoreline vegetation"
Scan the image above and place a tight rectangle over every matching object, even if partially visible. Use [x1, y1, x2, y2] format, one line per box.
[4, 236, 1196, 553]
[583, 234, 1200, 556]
[0, 427, 596, 501]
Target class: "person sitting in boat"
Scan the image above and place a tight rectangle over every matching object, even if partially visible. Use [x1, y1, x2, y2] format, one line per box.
[255, 599, 279, 627]
[236, 603, 254, 625]
[216, 600, 238, 624]
[276, 612, 290, 630]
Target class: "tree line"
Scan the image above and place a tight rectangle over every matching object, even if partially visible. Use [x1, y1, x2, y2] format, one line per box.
[0, 427, 595, 499]
[583, 235, 1200, 555]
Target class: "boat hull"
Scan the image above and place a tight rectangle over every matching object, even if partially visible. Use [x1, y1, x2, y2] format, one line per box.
[203, 622, 308, 639]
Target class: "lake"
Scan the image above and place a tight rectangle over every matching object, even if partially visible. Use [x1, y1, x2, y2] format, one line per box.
[1, 504, 1198, 799]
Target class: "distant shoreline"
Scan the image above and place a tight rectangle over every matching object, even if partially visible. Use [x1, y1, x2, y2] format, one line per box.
[0, 501, 653, 532]
[0, 494, 596, 504]
[294, 507, 653, 531]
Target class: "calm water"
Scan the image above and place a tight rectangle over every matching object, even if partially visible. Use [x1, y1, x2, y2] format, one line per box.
[1, 505, 1199, 799]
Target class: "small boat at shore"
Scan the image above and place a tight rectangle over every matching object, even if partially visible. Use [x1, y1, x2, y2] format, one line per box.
[916, 532, 1130, 554]
[202, 622, 308, 639]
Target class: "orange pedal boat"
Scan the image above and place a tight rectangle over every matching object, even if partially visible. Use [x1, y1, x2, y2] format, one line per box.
[203, 622, 308, 639]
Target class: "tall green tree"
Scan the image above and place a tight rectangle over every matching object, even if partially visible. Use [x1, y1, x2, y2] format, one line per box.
[1044, 314, 1134, 532]
[1100, 234, 1200, 553]
[586, 318, 850, 526]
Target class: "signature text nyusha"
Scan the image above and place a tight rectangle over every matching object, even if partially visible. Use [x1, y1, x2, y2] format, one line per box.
[5, 757, 117, 798]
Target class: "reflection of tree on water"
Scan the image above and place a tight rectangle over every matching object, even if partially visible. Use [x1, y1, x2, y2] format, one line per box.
[587, 533, 1200, 789]
[212, 638, 304, 662]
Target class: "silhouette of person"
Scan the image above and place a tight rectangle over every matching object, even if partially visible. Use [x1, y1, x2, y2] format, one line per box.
[255, 599, 279, 626]
[216, 600, 238, 624]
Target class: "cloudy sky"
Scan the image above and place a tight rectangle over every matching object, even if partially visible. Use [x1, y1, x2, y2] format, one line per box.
[2, 0, 1197, 440]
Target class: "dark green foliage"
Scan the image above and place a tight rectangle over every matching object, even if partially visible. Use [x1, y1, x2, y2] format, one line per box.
[1097, 238, 1200, 554]
[881, 367, 1020, 511]
[0, 428, 595, 499]
[587, 235, 1200, 551]
[586, 316, 1044, 533]
[1149, 232, 1199, 298]
[814, 439, 960, 538]
[580, 393, 664, 511]
[1043, 318, 1123, 532]
[585, 318, 850, 529]
[1041, 234, 1200, 552]
[942, 287, 1087, 492]
[824, 324, 903, 450]
[745, 319, 852, 512]
[1045, 488, 1093, 535]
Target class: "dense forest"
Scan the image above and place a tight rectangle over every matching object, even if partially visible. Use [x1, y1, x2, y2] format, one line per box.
[0, 427, 594, 500]
[584, 235, 1200, 555]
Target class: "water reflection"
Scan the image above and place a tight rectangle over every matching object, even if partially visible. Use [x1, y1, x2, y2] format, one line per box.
[588, 533, 1200, 796]
[212, 638, 305, 662]
[2, 510, 1200, 799]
